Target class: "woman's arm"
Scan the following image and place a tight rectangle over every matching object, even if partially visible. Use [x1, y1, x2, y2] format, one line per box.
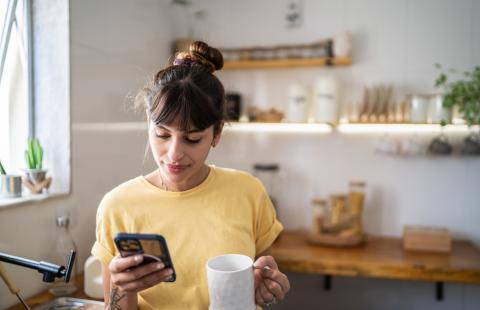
[102, 264, 137, 310]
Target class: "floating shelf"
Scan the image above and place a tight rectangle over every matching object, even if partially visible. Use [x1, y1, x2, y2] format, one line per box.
[223, 121, 477, 134]
[224, 122, 333, 133]
[223, 57, 352, 70]
[336, 123, 477, 134]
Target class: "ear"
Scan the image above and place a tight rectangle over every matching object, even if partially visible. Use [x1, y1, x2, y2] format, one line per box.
[212, 121, 224, 147]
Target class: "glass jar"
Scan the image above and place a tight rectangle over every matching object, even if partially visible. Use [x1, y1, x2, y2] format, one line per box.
[48, 215, 78, 296]
[348, 181, 366, 234]
[311, 199, 326, 234]
[253, 164, 280, 210]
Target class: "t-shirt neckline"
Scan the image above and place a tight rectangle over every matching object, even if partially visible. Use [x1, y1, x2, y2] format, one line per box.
[139, 165, 216, 197]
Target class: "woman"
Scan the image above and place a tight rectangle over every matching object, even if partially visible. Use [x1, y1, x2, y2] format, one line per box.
[91, 41, 290, 309]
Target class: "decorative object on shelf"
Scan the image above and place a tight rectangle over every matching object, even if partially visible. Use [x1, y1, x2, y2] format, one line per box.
[435, 64, 480, 155]
[357, 84, 395, 123]
[399, 133, 424, 156]
[253, 163, 281, 212]
[308, 181, 366, 247]
[374, 134, 399, 155]
[429, 94, 452, 124]
[403, 225, 451, 253]
[428, 133, 453, 155]
[462, 130, 480, 155]
[313, 76, 338, 123]
[0, 160, 22, 198]
[409, 94, 430, 123]
[247, 106, 284, 122]
[225, 92, 242, 121]
[286, 84, 309, 122]
[220, 32, 352, 67]
[23, 137, 51, 194]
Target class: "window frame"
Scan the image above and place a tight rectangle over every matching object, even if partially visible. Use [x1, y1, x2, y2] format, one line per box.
[0, 0, 34, 137]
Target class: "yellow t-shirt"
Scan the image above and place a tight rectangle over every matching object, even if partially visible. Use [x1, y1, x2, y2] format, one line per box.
[91, 166, 283, 309]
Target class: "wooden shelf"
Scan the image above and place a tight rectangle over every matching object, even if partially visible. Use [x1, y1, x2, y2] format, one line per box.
[224, 122, 332, 133]
[223, 57, 352, 70]
[272, 231, 480, 284]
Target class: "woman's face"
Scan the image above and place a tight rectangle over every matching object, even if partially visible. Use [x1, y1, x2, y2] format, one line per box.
[148, 119, 221, 191]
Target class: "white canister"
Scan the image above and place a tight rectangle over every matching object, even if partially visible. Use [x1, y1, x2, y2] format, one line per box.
[409, 95, 429, 123]
[314, 77, 338, 123]
[84, 256, 104, 299]
[286, 84, 309, 122]
[429, 94, 452, 124]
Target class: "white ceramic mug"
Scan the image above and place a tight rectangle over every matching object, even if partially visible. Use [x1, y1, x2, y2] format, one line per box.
[206, 254, 255, 310]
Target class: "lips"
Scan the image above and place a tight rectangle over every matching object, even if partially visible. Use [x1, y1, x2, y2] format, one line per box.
[166, 163, 188, 174]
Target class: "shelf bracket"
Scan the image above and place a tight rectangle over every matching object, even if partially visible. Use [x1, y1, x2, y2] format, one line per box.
[323, 275, 332, 291]
[435, 282, 444, 301]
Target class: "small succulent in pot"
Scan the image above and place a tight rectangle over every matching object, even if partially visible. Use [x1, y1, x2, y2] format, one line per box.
[24, 137, 47, 184]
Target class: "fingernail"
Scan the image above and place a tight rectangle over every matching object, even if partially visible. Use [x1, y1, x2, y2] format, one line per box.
[134, 255, 143, 262]
[156, 263, 165, 269]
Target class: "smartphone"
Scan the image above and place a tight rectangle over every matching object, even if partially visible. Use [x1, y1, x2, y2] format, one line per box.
[114, 233, 176, 282]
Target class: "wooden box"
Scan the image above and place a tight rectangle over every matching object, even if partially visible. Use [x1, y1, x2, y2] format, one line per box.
[403, 225, 451, 253]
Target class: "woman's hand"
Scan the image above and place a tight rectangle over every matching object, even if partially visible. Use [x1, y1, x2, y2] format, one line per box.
[109, 254, 174, 293]
[253, 255, 290, 307]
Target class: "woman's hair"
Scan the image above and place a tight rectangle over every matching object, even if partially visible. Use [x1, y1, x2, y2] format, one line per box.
[135, 41, 226, 135]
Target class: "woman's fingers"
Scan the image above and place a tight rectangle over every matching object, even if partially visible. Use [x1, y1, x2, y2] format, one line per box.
[253, 255, 278, 271]
[118, 267, 174, 292]
[109, 255, 144, 274]
[112, 261, 165, 286]
[262, 267, 291, 294]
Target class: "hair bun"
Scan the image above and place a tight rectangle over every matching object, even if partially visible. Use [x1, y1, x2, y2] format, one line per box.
[189, 41, 224, 72]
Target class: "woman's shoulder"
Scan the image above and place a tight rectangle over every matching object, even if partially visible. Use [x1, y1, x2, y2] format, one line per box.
[99, 177, 144, 208]
[212, 166, 264, 190]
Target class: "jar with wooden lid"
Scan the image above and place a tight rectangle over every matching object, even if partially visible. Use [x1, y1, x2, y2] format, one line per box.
[348, 181, 366, 234]
[311, 198, 326, 234]
[329, 194, 347, 225]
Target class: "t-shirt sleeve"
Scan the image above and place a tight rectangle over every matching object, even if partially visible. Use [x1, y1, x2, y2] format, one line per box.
[255, 186, 284, 255]
[91, 194, 116, 266]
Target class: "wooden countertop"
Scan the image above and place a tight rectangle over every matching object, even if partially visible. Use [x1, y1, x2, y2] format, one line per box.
[271, 231, 480, 284]
[6, 231, 480, 309]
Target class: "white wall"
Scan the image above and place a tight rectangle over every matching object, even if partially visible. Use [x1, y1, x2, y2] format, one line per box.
[193, 0, 480, 244]
[1, 0, 479, 309]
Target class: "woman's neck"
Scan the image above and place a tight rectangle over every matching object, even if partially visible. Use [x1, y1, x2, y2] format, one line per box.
[154, 165, 210, 192]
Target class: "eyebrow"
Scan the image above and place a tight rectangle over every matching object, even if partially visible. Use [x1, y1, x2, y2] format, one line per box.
[156, 125, 204, 134]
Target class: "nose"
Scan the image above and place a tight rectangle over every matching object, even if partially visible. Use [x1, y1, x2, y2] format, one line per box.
[167, 137, 184, 162]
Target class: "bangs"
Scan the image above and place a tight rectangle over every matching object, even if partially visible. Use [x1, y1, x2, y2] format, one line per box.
[150, 79, 220, 131]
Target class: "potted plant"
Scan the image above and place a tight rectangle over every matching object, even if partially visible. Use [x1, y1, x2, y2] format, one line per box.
[0, 160, 22, 198]
[434, 64, 480, 155]
[24, 137, 48, 192]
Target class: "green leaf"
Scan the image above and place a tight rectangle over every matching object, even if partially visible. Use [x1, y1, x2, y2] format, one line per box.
[0, 160, 6, 175]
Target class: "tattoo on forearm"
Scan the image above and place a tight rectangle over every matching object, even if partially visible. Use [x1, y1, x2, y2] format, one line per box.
[107, 286, 126, 310]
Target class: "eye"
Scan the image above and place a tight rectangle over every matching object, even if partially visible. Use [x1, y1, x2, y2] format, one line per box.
[155, 132, 170, 139]
[185, 137, 201, 144]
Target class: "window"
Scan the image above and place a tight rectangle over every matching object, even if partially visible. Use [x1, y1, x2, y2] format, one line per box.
[0, 0, 32, 174]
